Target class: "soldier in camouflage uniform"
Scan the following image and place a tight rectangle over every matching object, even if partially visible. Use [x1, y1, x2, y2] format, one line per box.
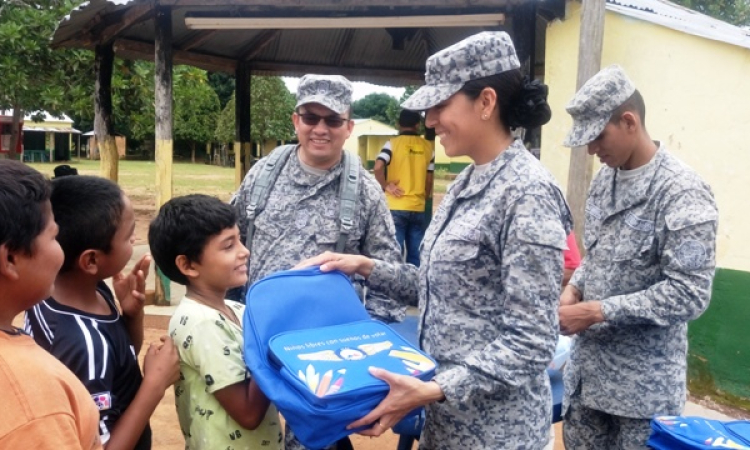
[299, 32, 571, 450]
[231, 74, 406, 450]
[559, 65, 719, 449]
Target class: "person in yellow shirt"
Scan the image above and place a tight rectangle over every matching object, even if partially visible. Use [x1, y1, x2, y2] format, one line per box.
[374, 110, 434, 266]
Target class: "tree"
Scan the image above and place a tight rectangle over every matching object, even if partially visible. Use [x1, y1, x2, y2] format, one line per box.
[249, 76, 295, 146]
[215, 92, 236, 145]
[0, 0, 90, 158]
[207, 72, 235, 109]
[352, 93, 399, 125]
[671, 0, 750, 26]
[112, 59, 155, 142]
[174, 67, 221, 163]
[214, 76, 296, 151]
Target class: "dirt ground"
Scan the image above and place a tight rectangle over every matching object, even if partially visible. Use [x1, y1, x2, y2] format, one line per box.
[132, 195, 157, 245]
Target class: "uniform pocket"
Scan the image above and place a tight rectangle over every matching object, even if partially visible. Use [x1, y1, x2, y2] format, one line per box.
[314, 228, 340, 246]
[433, 225, 481, 262]
[613, 212, 656, 265]
[254, 204, 290, 240]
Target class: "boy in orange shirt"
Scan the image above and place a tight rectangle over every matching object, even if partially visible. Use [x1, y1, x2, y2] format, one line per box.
[0, 160, 102, 450]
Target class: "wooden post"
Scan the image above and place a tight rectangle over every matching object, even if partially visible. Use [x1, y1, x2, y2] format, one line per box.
[566, 0, 606, 250]
[94, 43, 118, 181]
[512, 1, 537, 75]
[235, 62, 251, 186]
[154, 5, 174, 306]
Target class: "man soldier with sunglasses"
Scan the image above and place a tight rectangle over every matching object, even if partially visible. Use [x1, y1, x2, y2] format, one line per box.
[231, 74, 407, 450]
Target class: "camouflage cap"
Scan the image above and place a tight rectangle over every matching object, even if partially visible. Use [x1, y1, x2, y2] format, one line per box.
[401, 31, 520, 111]
[295, 74, 353, 114]
[563, 65, 636, 147]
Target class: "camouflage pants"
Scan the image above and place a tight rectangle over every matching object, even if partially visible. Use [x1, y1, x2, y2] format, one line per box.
[563, 391, 651, 450]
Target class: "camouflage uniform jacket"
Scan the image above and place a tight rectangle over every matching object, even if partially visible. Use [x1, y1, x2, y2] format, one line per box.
[565, 145, 718, 419]
[370, 140, 572, 449]
[231, 147, 409, 323]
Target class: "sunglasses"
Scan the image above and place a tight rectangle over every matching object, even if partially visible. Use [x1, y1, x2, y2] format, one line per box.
[298, 112, 349, 128]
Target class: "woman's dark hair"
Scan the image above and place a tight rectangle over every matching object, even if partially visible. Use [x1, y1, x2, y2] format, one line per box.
[460, 69, 552, 130]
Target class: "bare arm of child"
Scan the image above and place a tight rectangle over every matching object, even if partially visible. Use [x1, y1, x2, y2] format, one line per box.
[114, 254, 151, 354]
[213, 378, 272, 430]
[103, 336, 180, 450]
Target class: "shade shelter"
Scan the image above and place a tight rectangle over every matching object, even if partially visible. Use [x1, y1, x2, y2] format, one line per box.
[52, 0, 565, 195]
[51, 0, 570, 303]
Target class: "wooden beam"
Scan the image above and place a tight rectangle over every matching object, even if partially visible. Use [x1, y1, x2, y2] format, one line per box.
[113, 38, 236, 73]
[163, 0, 505, 7]
[334, 29, 356, 67]
[54, 10, 105, 49]
[566, 0, 606, 252]
[176, 30, 218, 51]
[94, 43, 118, 182]
[238, 29, 280, 61]
[249, 61, 424, 82]
[97, 3, 153, 44]
[512, 1, 536, 74]
[154, 6, 174, 209]
[235, 62, 252, 186]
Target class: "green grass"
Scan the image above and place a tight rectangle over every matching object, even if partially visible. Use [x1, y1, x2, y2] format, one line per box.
[27, 159, 237, 203]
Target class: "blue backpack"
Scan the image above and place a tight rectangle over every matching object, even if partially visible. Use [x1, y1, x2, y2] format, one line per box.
[648, 415, 750, 449]
[243, 267, 437, 450]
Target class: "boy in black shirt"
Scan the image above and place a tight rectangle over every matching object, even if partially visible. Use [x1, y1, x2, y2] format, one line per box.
[26, 175, 179, 450]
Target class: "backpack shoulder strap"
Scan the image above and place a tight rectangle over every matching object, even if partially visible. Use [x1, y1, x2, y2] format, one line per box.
[336, 151, 360, 252]
[245, 144, 296, 249]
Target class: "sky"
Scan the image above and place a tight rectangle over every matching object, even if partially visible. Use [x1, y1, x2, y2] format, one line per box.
[283, 77, 406, 101]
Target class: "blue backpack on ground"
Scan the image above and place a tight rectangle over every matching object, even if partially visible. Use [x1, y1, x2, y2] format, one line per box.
[243, 267, 437, 450]
[648, 415, 750, 449]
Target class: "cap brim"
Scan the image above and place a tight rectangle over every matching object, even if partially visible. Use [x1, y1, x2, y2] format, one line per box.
[295, 95, 348, 114]
[563, 116, 609, 147]
[401, 83, 463, 111]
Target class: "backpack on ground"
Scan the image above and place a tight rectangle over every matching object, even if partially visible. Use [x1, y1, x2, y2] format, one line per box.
[648, 415, 750, 449]
[243, 267, 436, 449]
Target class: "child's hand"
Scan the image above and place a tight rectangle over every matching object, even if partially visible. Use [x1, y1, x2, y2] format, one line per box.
[143, 336, 180, 390]
[114, 254, 152, 318]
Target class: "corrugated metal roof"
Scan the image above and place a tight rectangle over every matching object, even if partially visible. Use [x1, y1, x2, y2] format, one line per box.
[1, 110, 74, 123]
[51, 0, 532, 85]
[53, 0, 750, 88]
[606, 0, 750, 50]
[23, 125, 81, 134]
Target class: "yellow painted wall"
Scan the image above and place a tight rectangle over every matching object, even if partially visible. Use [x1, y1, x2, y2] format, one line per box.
[541, 2, 750, 271]
[347, 119, 472, 169]
[344, 119, 396, 155]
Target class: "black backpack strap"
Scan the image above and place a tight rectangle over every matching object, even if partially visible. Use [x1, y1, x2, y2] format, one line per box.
[336, 151, 360, 253]
[244, 144, 297, 250]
